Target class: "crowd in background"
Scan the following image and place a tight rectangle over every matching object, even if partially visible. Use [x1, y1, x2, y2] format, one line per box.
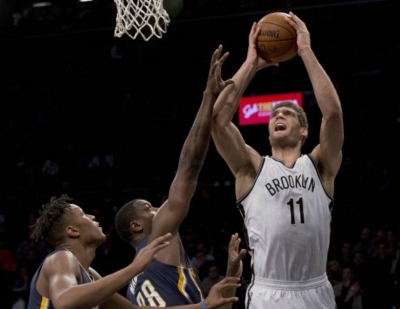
[1, 150, 400, 309]
[1, 0, 400, 308]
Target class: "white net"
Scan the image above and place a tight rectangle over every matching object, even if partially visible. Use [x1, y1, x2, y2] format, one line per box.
[114, 0, 171, 41]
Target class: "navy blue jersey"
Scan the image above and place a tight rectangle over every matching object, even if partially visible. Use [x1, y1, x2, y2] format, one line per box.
[27, 248, 93, 309]
[127, 238, 205, 306]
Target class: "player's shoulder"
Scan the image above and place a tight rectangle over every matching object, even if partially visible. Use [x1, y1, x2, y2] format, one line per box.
[42, 249, 79, 274]
[42, 248, 67, 263]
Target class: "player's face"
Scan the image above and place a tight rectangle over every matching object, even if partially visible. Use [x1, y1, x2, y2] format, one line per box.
[134, 200, 158, 234]
[268, 107, 305, 147]
[67, 204, 106, 245]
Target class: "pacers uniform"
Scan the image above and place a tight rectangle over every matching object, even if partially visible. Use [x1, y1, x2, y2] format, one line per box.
[237, 155, 336, 309]
[27, 248, 93, 309]
[127, 237, 205, 306]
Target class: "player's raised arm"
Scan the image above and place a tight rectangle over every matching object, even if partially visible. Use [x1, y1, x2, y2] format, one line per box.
[150, 45, 234, 238]
[285, 12, 343, 192]
[211, 23, 277, 199]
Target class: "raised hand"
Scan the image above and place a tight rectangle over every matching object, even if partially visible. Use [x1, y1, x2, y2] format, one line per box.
[284, 12, 311, 55]
[226, 233, 247, 278]
[246, 22, 279, 70]
[202, 277, 241, 309]
[132, 233, 172, 273]
[206, 45, 234, 96]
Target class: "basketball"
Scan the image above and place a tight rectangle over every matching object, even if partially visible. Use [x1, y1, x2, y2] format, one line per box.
[256, 12, 297, 62]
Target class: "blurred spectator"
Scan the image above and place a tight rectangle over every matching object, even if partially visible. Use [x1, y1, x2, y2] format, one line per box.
[327, 259, 343, 302]
[190, 242, 215, 280]
[371, 228, 387, 258]
[363, 242, 392, 309]
[343, 281, 363, 309]
[386, 230, 397, 258]
[14, 236, 49, 265]
[41, 158, 59, 176]
[201, 263, 224, 297]
[182, 229, 198, 259]
[335, 267, 358, 309]
[352, 251, 368, 291]
[0, 241, 15, 273]
[8, 264, 29, 309]
[353, 227, 374, 260]
[0, 240, 16, 308]
[337, 241, 354, 269]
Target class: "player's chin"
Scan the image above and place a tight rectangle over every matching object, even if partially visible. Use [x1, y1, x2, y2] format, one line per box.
[93, 233, 107, 247]
[270, 133, 287, 145]
[99, 230, 106, 239]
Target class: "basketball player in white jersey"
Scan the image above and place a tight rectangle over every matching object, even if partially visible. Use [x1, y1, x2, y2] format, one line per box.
[211, 12, 343, 309]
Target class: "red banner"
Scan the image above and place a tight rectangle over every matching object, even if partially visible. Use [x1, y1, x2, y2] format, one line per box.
[238, 92, 303, 126]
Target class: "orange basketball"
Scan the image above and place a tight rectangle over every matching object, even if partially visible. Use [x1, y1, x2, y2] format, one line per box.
[256, 12, 297, 62]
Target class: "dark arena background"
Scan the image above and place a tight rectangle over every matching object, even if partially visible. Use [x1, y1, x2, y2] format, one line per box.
[1, 0, 400, 308]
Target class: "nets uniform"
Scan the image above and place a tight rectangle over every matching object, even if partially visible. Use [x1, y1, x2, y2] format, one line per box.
[27, 248, 93, 309]
[238, 155, 336, 309]
[127, 237, 205, 306]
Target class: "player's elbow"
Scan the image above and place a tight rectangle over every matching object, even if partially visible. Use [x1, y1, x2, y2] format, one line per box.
[329, 103, 343, 117]
[324, 96, 343, 117]
[53, 299, 70, 309]
[54, 293, 79, 309]
[325, 111, 343, 127]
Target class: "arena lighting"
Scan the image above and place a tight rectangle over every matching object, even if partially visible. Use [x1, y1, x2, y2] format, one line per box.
[79, 0, 94, 2]
[32, 2, 52, 7]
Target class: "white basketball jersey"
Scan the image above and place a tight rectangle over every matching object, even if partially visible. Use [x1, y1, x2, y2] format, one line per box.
[237, 155, 333, 282]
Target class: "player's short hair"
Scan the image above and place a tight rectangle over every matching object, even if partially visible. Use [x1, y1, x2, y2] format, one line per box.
[115, 199, 140, 243]
[30, 195, 73, 247]
[272, 101, 309, 128]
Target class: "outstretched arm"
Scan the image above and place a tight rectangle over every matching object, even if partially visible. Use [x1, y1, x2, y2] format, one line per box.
[286, 12, 343, 192]
[99, 277, 241, 309]
[151, 45, 234, 238]
[95, 234, 241, 309]
[45, 234, 171, 309]
[211, 23, 277, 198]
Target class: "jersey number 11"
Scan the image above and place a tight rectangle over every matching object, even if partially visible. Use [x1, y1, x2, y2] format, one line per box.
[288, 197, 305, 225]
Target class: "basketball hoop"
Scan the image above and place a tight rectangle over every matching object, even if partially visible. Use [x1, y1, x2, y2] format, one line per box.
[114, 0, 171, 41]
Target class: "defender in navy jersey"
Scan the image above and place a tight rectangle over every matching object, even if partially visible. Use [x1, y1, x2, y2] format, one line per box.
[28, 248, 93, 309]
[212, 12, 343, 309]
[115, 46, 245, 307]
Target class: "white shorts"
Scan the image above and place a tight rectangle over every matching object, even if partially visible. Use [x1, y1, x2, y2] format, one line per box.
[245, 273, 336, 309]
